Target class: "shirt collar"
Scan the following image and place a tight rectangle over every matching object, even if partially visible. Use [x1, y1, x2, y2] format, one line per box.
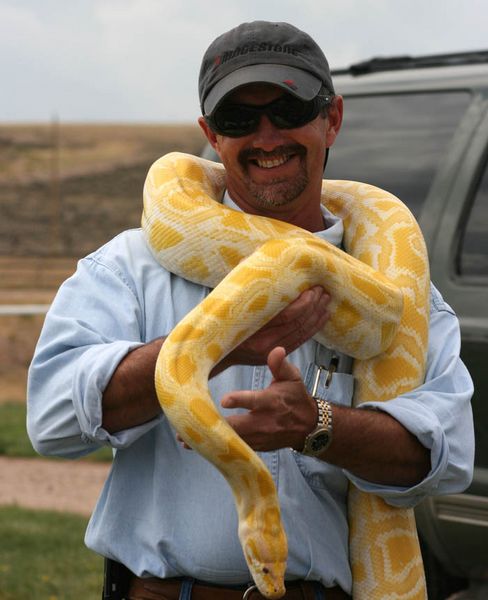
[223, 190, 344, 248]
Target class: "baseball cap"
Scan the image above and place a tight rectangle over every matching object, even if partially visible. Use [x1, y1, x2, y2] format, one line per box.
[199, 21, 335, 116]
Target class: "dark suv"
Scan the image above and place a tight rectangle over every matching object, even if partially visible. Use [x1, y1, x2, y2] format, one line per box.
[326, 52, 488, 599]
[203, 50, 488, 599]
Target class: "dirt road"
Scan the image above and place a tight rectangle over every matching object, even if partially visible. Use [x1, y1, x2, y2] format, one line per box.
[0, 456, 110, 516]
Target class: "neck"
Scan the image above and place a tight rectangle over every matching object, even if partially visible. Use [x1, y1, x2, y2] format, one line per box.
[227, 188, 326, 233]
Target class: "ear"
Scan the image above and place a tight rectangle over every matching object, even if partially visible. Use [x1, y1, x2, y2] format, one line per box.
[325, 95, 344, 148]
[198, 117, 221, 156]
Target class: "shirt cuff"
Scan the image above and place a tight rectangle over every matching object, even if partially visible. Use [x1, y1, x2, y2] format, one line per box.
[343, 397, 448, 507]
[72, 341, 164, 449]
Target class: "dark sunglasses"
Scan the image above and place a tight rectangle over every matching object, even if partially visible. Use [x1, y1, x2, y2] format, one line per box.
[205, 93, 332, 138]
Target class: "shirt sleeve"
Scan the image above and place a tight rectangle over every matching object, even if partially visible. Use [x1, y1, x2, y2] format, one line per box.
[27, 249, 164, 459]
[344, 284, 475, 507]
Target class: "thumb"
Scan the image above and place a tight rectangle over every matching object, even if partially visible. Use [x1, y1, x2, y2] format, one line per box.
[267, 346, 301, 382]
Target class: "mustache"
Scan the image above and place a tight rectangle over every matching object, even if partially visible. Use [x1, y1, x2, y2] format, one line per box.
[238, 144, 306, 165]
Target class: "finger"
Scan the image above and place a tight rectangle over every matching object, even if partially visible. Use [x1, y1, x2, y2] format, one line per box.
[276, 303, 331, 355]
[175, 433, 193, 450]
[221, 389, 258, 410]
[267, 346, 300, 382]
[257, 288, 330, 352]
[234, 291, 322, 350]
[266, 286, 330, 329]
[290, 286, 330, 318]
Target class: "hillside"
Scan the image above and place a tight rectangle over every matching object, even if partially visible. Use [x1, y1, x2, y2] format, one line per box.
[0, 122, 206, 260]
[0, 122, 206, 401]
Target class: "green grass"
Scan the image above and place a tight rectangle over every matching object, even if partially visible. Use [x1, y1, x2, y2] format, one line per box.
[0, 402, 113, 462]
[0, 506, 103, 600]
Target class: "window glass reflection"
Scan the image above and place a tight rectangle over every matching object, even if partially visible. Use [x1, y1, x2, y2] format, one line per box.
[459, 162, 488, 278]
[325, 93, 470, 217]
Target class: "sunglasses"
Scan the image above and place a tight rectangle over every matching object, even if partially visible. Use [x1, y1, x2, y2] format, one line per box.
[205, 93, 332, 138]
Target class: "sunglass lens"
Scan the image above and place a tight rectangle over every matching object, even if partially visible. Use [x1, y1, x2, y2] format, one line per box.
[212, 105, 259, 137]
[270, 96, 318, 129]
[209, 94, 326, 136]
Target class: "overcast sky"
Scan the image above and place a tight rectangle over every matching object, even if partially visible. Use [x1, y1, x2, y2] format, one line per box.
[2, 0, 487, 123]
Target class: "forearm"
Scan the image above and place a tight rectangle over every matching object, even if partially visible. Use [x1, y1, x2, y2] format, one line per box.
[103, 287, 330, 433]
[102, 338, 164, 433]
[102, 337, 233, 433]
[321, 403, 430, 487]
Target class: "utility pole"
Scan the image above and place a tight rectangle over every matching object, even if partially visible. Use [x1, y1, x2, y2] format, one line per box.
[49, 113, 62, 255]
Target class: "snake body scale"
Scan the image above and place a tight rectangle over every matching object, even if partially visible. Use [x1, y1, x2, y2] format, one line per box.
[142, 152, 430, 599]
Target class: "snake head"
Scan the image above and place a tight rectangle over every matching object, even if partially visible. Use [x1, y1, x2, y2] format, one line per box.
[237, 482, 288, 599]
[241, 535, 287, 599]
[244, 556, 286, 599]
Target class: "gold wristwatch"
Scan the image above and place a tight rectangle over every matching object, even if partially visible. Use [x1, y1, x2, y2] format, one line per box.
[301, 396, 333, 457]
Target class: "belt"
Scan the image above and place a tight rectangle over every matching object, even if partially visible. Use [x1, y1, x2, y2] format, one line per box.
[128, 576, 351, 600]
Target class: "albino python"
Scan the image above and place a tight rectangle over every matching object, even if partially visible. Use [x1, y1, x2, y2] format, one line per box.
[142, 152, 430, 599]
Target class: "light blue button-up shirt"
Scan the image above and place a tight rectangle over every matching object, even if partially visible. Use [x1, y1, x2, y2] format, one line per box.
[27, 198, 474, 593]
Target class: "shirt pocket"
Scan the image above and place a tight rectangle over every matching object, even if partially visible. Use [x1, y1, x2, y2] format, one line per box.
[303, 362, 355, 407]
[292, 450, 347, 494]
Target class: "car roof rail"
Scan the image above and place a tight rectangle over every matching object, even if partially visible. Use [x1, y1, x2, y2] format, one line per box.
[332, 50, 488, 76]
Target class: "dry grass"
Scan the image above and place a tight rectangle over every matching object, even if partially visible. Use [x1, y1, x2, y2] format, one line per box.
[0, 122, 206, 258]
[0, 314, 46, 404]
[0, 122, 207, 402]
[0, 122, 206, 184]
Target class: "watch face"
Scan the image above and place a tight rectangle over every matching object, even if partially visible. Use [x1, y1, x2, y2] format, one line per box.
[310, 431, 330, 452]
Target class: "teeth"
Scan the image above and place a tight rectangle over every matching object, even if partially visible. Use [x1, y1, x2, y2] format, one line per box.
[256, 155, 289, 169]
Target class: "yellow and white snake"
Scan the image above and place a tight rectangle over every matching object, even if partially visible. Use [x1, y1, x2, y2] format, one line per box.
[142, 152, 430, 599]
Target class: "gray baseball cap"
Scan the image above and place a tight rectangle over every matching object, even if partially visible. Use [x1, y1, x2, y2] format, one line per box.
[199, 21, 335, 115]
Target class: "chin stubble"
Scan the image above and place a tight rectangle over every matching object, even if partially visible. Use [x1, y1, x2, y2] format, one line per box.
[239, 144, 308, 207]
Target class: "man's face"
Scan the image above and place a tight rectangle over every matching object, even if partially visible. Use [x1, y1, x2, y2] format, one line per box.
[199, 83, 342, 218]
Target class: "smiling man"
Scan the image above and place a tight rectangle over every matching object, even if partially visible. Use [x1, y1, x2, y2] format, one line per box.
[198, 26, 343, 233]
[200, 82, 342, 232]
[27, 20, 474, 600]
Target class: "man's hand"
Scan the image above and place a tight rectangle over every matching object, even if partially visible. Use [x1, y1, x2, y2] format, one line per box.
[220, 346, 317, 452]
[217, 286, 330, 373]
[220, 345, 430, 486]
[104, 286, 329, 434]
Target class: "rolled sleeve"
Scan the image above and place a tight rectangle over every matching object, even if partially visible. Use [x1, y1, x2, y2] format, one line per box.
[27, 243, 162, 458]
[344, 285, 474, 507]
[72, 340, 164, 449]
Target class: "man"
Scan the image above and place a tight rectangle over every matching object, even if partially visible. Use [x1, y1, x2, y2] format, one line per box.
[27, 21, 474, 600]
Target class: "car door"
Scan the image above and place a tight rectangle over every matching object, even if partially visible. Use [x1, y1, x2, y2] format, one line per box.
[419, 104, 488, 579]
[325, 85, 488, 583]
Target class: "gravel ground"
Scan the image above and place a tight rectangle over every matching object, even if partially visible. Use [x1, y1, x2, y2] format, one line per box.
[0, 456, 110, 516]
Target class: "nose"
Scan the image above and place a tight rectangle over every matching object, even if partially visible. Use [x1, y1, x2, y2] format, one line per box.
[250, 115, 287, 151]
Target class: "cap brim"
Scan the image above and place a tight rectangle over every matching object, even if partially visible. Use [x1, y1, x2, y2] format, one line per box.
[203, 64, 322, 115]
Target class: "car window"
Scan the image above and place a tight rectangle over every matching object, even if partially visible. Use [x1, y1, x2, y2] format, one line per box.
[458, 158, 488, 279]
[325, 92, 470, 217]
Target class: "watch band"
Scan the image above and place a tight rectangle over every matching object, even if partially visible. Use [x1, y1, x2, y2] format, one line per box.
[300, 355, 338, 457]
[316, 397, 333, 433]
[301, 396, 333, 456]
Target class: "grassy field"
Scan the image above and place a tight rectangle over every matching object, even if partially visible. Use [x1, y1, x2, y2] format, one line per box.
[0, 506, 103, 600]
[0, 402, 112, 462]
[0, 313, 47, 404]
[0, 402, 40, 458]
